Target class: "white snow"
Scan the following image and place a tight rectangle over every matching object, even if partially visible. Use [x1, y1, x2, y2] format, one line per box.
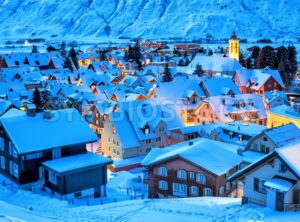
[0, 108, 98, 154]
[142, 138, 242, 176]
[264, 178, 293, 192]
[42, 152, 112, 173]
[0, 0, 299, 41]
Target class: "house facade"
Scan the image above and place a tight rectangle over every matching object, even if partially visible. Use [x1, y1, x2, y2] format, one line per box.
[245, 123, 300, 154]
[267, 105, 300, 128]
[194, 94, 267, 125]
[0, 108, 112, 198]
[142, 138, 242, 199]
[101, 100, 184, 159]
[233, 68, 284, 96]
[229, 144, 300, 211]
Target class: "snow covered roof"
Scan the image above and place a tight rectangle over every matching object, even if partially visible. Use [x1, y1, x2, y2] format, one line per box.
[0, 108, 98, 154]
[110, 100, 184, 148]
[229, 142, 300, 182]
[110, 111, 140, 149]
[264, 123, 300, 147]
[89, 61, 112, 74]
[186, 54, 242, 74]
[155, 78, 205, 100]
[42, 152, 112, 174]
[277, 143, 300, 178]
[264, 91, 288, 103]
[217, 122, 266, 137]
[235, 67, 284, 89]
[199, 94, 266, 122]
[0, 99, 13, 116]
[268, 105, 300, 121]
[200, 76, 241, 97]
[25, 53, 49, 67]
[142, 138, 242, 176]
[264, 178, 294, 192]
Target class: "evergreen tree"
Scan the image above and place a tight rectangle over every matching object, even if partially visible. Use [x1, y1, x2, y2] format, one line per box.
[255, 46, 276, 69]
[60, 41, 67, 57]
[42, 90, 51, 109]
[193, 64, 205, 77]
[288, 45, 297, 76]
[245, 57, 252, 69]
[162, 64, 173, 82]
[32, 45, 38, 53]
[208, 50, 213, 56]
[100, 50, 106, 61]
[251, 46, 260, 65]
[64, 57, 72, 70]
[68, 47, 78, 70]
[278, 58, 290, 89]
[33, 87, 42, 111]
[133, 40, 142, 69]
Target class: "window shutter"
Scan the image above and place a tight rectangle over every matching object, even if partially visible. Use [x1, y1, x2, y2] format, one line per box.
[254, 178, 259, 191]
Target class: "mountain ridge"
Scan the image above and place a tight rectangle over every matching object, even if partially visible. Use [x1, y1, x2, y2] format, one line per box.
[0, 0, 299, 40]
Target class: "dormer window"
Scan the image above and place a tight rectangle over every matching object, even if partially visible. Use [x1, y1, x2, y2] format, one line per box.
[279, 163, 288, 173]
[143, 124, 150, 134]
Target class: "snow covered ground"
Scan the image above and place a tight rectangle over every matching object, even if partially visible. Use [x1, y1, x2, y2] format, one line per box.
[0, 171, 300, 221]
[1, 194, 300, 222]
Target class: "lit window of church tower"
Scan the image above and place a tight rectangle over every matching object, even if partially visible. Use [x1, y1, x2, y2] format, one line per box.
[228, 32, 240, 61]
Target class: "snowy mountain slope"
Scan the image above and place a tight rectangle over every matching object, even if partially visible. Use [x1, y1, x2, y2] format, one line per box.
[0, 0, 299, 40]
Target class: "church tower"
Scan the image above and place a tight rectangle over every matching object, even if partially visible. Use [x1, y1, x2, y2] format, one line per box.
[228, 32, 240, 61]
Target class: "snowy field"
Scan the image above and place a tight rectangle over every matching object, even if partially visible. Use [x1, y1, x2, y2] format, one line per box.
[0, 171, 299, 222]
[1, 195, 300, 222]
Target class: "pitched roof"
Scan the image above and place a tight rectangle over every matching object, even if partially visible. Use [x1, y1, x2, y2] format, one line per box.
[142, 138, 242, 176]
[200, 76, 241, 96]
[229, 143, 300, 182]
[42, 152, 112, 174]
[0, 108, 98, 154]
[268, 105, 300, 121]
[187, 54, 242, 74]
[235, 67, 284, 89]
[264, 123, 300, 147]
[201, 94, 266, 122]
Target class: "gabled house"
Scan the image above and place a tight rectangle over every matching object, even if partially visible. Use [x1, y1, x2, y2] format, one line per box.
[194, 94, 267, 125]
[24, 53, 49, 70]
[233, 67, 284, 96]
[267, 104, 300, 128]
[263, 91, 288, 110]
[245, 123, 300, 154]
[0, 108, 112, 198]
[186, 54, 242, 76]
[199, 76, 241, 97]
[101, 100, 184, 159]
[142, 138, 242, 198]
[228, 143, 300, 211]
[210, 122, 267, 147]
[154, 78, 205, 125]
[90, 101, 117, 136]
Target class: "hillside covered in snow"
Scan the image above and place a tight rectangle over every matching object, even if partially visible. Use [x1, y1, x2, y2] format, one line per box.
[0, 0, 300, 41]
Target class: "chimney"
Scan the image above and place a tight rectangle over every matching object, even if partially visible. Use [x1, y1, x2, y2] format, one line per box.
[26, 104, 36, 117]
[43, 110, 52, 119]
[188, 141, 193, 146]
